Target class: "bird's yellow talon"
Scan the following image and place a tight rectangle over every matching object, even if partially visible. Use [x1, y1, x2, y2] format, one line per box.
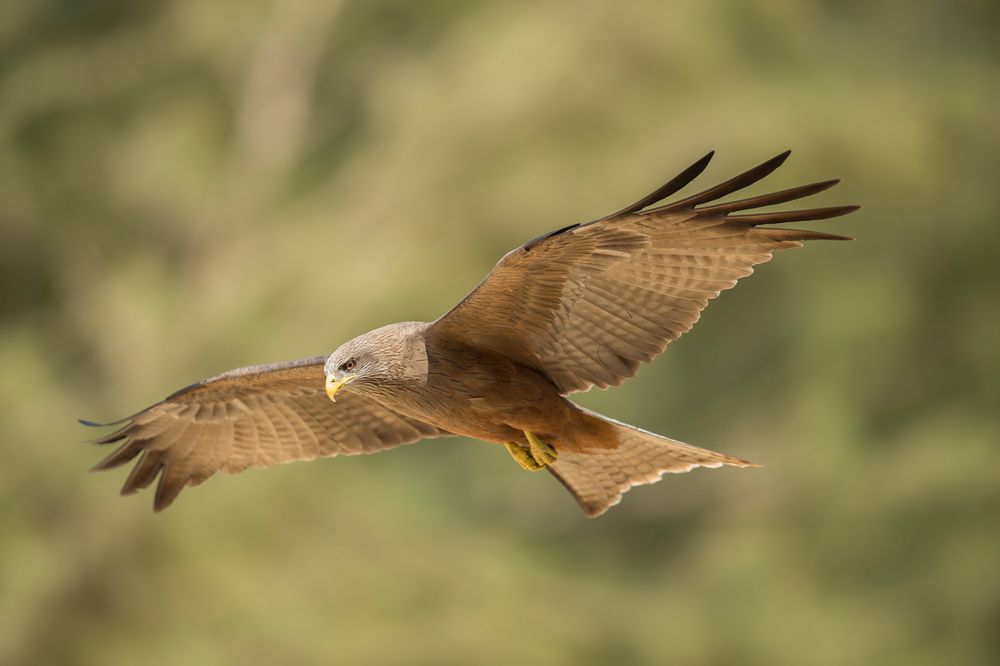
[87, 153, 854, 517]
[525, 431, 558, 466]
[504, 442, 544, 471]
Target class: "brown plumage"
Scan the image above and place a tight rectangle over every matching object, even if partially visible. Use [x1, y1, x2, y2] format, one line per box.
[84, 151, 858, 517]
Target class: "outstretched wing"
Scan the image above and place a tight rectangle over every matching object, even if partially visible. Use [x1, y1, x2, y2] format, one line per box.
[85, 356, 448, 511]
[429, 151, 858, 394]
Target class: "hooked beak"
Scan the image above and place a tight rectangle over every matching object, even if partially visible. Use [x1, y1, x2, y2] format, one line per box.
[325, 374, 356, 402]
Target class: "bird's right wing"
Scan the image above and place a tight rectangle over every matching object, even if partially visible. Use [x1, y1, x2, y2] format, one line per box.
[84, 356, 448, 511]
[429, 151, 858, 394]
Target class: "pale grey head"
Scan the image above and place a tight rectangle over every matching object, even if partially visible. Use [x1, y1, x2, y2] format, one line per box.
[324, 321, 428, 402]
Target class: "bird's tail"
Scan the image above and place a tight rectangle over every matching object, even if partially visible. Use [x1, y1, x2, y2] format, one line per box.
[547, 408, 758, 517]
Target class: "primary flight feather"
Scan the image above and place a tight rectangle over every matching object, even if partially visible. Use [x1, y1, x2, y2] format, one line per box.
[84, 151, 858, 517]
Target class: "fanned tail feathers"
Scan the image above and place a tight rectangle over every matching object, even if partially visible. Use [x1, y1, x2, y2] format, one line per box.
[548, 410, 757, 518]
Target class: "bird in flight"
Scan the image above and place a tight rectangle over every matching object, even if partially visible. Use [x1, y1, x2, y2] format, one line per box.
[84, 151, 858, 517]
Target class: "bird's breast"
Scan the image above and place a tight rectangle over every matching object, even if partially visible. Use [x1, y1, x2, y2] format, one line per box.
[371, 344, 570, 444]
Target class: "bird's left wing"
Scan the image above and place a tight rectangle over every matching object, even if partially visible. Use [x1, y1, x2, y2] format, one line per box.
[429, 151, 858, 394]
[84, 356, 448, 511]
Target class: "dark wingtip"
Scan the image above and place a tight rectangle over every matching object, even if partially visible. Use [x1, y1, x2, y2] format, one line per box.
[692, 150, 715, 172]
[693, 151, 716, 173]
[523, 222, 581, 251]
[80, 418, 118, 427]
[765, 149, 791, 171]
[152, 468, 185, 512]
[704, 178, 845, 216]
[593, 150, 718, 223]
[805, 178, 841, 196]
[816, 204, 861, 219]
[84, 421, 134, 445]
[768, 150, 792, 171]
[756, 228, 855, 242]
[627, 150, 716, 213]
[730, 204, 862, 227]
[659, 149, 795, 211]
[152, 494, 173, 513]
[803, 231, 855, 241]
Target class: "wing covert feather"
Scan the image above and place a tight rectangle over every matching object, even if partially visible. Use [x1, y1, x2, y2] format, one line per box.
[430, 152, 857, 394]
[86, 356, 448, 510]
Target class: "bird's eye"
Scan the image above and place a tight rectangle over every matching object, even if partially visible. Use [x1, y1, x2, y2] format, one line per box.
[343, 359, 357, 372]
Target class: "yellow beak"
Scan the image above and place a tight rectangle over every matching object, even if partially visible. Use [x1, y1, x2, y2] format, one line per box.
[325, 374, 356, 402]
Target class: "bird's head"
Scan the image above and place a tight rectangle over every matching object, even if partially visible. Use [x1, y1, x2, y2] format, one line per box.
[323, 322, 427, 402]
[323, 335, 378, 402]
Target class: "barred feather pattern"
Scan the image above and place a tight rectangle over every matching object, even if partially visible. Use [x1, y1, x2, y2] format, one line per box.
[431, 150, 858, 394]
[85, 150, 858, 517]
[85, 357, 447, 511]
[548, 410, 758, 517]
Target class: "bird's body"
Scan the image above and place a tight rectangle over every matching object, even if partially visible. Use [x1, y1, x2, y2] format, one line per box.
[85, 151, 858, 517]
[348, 324, 610, 451]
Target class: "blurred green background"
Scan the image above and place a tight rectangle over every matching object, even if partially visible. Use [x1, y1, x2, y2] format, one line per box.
[2, 0, 998, 664]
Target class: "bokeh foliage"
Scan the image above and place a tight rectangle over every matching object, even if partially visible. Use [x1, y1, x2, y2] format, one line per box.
[2, 1, 998, 664]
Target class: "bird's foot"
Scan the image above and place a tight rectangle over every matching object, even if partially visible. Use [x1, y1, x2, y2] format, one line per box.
[504, 442, 545, 471]
[524, 431, 558, 466]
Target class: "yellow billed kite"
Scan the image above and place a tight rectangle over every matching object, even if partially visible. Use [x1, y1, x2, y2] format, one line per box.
[84, 151, 858, 517]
